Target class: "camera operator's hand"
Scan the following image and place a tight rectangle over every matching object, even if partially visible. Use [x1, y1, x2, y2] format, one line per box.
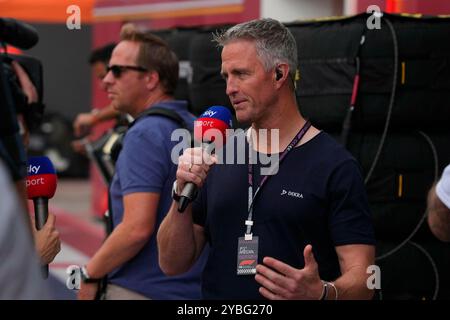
[31, 213, 61, 265]
[11, 60, 38, 104]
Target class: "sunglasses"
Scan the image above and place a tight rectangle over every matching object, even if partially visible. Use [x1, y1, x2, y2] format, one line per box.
[107, 65, 148, 78]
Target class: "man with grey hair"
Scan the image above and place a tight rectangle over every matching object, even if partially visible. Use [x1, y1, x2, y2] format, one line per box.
[158, 18, 375, 300]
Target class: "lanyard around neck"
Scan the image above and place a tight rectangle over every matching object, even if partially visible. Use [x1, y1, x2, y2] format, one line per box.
[244, 120, 311, 239]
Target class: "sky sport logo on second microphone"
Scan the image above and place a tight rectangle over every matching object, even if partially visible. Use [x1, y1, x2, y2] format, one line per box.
[170, 105, 282, 176]
[26, 156, 57, 198]
[26, 164, 45, 186]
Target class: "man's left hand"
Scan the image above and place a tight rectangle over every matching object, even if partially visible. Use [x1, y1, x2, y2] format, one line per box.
[255, 244, 323, 300]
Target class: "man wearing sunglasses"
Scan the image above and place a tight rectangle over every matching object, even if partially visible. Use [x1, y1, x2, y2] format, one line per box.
[78, 24, 206, 300]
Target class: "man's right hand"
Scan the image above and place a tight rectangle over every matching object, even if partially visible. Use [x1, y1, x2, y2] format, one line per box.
[33, 213, 61, 265]
[176, 147, 217, 194]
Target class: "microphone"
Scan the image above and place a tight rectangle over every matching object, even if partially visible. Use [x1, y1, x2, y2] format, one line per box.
[178, 106, 232, 212]
[26, 156, 57, 278]
[0, 18, 39, 50]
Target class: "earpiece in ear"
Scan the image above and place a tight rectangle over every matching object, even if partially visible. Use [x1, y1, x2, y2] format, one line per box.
[275, 68, 283, 81]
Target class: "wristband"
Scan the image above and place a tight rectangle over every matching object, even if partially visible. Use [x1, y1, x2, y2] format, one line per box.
[80, 265, 101, 283]
[328, 282, 338, 300]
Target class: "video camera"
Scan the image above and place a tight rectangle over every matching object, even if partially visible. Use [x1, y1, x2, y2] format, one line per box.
[0, 17, 44, 180]
[1, 18, 44, 129]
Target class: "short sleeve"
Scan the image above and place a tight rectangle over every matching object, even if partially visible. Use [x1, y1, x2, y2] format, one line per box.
[117, 120, 172, 195]
[327, 160, 376, 246]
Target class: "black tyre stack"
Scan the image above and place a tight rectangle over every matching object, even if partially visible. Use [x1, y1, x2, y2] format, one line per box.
[155, 26, 236, 122]
[166, 28, 198, 111]
[289, 12, 450, 299]
[188, 26, 235, 119]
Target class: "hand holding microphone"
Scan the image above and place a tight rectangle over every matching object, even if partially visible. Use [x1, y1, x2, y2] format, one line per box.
[176, 106, 233, 212]
[176, 148, 216, 210]
[32, 213, 60, 265]
[26, 156, 58, 278]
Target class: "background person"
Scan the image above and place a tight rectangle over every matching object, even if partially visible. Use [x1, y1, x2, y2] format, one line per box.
[72, 43, 120, 141]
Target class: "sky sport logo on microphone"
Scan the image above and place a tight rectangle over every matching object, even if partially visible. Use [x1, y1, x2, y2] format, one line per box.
[26, 156, 57, 199]
[27, 165, 44, 186]
[170, 106, 281, 175]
